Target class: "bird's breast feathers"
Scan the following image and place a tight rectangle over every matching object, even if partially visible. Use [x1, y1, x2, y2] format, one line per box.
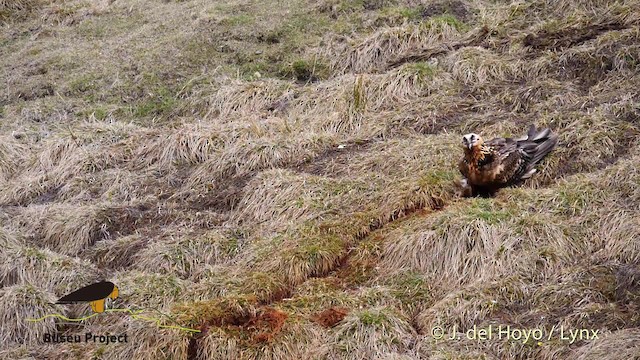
[462, 145, 504, 185]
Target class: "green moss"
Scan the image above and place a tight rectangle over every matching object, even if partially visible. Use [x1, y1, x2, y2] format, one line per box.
[427, 14, 467, 32]
[24, 246, 48, 260]
[286, 227, 344, 264]
[405, 61, 437, 81]
[419, 169, 456, 187]
[435, 198, 514, 228]
[553, 186, 595, 215]
[378, 6, 422, 22]
[238, 271, 289, 299]
[464, 198, 513, 224]
[76, 19, 108, 38]
[389, 271, 432, 304]
[219, 14, 254, 26]
[131, 86, 178, 119]
[78, 107, 109, 120]
[284, 58, 330, 82]
[358, 309, 389, 327]
[68, 74, 99, 95]
[124, 273, 184, 302]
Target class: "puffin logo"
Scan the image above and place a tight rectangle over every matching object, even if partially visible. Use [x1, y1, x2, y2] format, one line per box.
[56, 281, 119, 313]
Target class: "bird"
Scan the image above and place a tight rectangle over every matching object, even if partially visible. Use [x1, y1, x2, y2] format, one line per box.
[56, 281, 119, 313]
[458, 124, 558, 196]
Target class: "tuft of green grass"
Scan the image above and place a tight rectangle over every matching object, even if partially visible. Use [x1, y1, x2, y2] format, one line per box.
[376, 5, 423, 23]
[131, 86, 178, 119]
[68, 74, 99, 96]
[456, 198, 514, 225]
[219, 14, 254, 26]
[403, 61, 437, 81]
[428, 14, 467, 31]
[357, 309, 388, 327]
[286, 58, 331, 82]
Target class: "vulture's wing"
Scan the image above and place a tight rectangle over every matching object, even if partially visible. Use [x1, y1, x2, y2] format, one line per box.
[484, 137, 528, 185]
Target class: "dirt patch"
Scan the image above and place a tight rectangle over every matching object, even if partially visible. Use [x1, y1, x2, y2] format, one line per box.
[13, 82, 55, 101]
[523, 21, 628, 51]
[311, 306, 348, 328]
[185, 173, 252, 212]
[32, 185, 63, 204]
[615, 264, 640, 305]
[245, 307, 288, 343]
[100, 203, 152, 236]
[191, 306, 287, 354]
[388, 25, 490, 69]
[421, 0, 470, 22]
[555, 135, 635, 178]
[291, 138, 378, 177]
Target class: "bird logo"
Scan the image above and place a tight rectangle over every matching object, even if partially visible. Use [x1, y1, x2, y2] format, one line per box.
[458, 124, 558, 196]
[56, 281, 119, 313]
[28, 281, 200, 333]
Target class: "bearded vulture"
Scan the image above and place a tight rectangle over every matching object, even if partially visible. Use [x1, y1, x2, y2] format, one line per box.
[458, 125, 558, 196]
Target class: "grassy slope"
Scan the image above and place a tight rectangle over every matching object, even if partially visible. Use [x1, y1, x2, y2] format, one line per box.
[1, 0, 640, 359]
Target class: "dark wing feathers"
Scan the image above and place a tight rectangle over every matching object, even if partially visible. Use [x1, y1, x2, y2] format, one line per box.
[56, 281, 115, 303]
[471, 126, 557, 187]
[487, 137, 516, 157]
[494, 140, 528, 184]
[517, 126, 558, 174]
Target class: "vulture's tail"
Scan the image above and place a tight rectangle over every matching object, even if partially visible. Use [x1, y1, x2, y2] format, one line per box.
[518, 125, 558, 179]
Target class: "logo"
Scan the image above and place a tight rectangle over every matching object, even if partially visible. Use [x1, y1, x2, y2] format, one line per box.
[56, 281, 119, 313]
[26, 281, 200, 336]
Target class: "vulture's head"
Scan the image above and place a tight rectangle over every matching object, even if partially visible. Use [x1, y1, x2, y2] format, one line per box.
[462, 133, 483, 150]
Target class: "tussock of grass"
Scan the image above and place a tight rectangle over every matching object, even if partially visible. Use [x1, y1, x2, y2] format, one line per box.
[113, 271, 193, 310]
[88, 234, 147, 269]
[177, 134, 335, 208]
[0, 131, 136, 205]
[0, 136, 29, 182]
[230, 170, 385, 236]
[382, 215, 519, 289]
[0, 240, 99, 295]
[133, 229, 236, 279]
[443, 46, 536, 91]
[0, 284, 59, 345]
[594, 211, 640, 263]
[330, 307, 416, 359]
[326, 17, 464, 73]
[206, 79, 294, 119]
[0, 0, 48, 21]
[572, 328, 640, 360]
[133, 124, 223, 169]
[18, 202, 150, 256]
[191, 308, 327, 360]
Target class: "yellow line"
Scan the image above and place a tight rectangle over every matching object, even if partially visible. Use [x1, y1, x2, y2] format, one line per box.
[25, 308, 200, 333]
[26, 313, 100, 322]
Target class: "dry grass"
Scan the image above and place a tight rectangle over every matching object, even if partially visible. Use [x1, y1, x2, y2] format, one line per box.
[0, 284, 59, 345]
[326, 16, 466, 74]
[329, 307, 417, 359]
[3, 0, 640, 358]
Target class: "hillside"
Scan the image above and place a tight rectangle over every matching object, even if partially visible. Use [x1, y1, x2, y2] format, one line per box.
[1, 0, 640, 359]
